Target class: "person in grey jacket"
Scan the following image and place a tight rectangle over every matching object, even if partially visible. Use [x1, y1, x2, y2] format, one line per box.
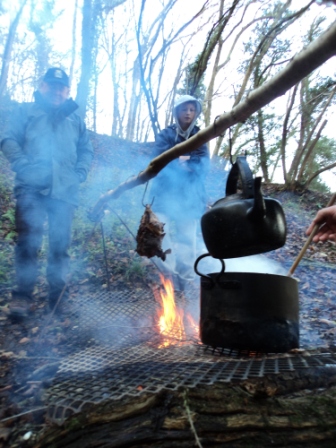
[150, 95, 210, 291]
[1, 67, 94, 319]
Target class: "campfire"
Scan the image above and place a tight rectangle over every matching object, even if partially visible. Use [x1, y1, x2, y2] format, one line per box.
[153, 274, 198, 348]
[42, 277, 336, 429]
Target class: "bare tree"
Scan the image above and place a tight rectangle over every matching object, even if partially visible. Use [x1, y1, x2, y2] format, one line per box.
[69, 0, 79, 86]
[90, 20, 336, 217]
[132, 0, 209, 139]
[203, 0, 266, 127]
[0, 0, 28, 97]
[187, 0, 242, 97]
[275, 83, 299, 182]
[105, 10, 128, 137]
[285, 78, 336, 188]
[262, 17, 336, 189]
[76, 0, 127, 118]
[213, 0, 314, 157]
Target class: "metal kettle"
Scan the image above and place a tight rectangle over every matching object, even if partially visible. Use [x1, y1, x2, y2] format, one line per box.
[201, 156, 287, 259]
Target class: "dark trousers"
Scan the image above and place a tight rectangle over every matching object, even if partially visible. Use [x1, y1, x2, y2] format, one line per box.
[14, 191, 74, 301]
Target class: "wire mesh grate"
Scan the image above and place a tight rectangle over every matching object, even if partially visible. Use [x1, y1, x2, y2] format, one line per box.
[45, 288, 336, 425]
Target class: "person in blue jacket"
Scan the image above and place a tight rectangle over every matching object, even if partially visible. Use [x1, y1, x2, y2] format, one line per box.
[1, 67, 94, 318]
[150, 95, 210, 291]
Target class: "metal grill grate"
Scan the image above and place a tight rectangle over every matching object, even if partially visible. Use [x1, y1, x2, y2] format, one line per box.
[45, 288, 336, 424]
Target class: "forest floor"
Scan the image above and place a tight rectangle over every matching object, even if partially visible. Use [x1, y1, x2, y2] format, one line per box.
[0, 181, 336, 447]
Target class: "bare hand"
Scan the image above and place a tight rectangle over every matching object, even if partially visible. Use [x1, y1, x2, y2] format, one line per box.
[306, 205, 336, 242]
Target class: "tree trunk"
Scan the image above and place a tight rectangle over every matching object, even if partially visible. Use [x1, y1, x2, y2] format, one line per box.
[203, 0, 224, 129]
[0, 0, 28, 97]
[296, 119, 327, 183]
[257, 108, 269, 182]
[37, 369, 336, 447]
[126, 57, 142, 141]
[304, 160, 336, 189]
[189, 0, 241, 98]
[287, 83, 336, 188]
[75, 0, 96, 119]
[212, 1, 300, 158]
[110, 12, 122, 137]
[280, 84, 298, 183]
[76, 0, 127, 119]
[69, 0, 79, 87]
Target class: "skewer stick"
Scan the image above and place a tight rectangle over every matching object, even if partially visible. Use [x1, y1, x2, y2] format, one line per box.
[288, 192, 336, 277]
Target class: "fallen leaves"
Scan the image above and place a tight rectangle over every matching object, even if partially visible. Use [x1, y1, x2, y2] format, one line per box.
[318, 319, 336, 327]
[0, 351, 14, 360]
[0, 427, 11, 442]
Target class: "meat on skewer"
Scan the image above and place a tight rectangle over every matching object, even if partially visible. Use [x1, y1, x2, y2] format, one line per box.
[136, 204, 171, 261]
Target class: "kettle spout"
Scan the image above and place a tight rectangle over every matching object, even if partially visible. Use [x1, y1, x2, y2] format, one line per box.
[247, 177, 266, 220]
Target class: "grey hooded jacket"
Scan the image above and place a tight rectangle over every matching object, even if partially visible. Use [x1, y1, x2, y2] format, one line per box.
[150, 95, 210, 219]
[1, 92, 93, 206]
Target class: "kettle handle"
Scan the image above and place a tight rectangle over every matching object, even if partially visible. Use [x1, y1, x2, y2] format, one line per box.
[226, 156, 254, 198]
[194, 253, 225, 281]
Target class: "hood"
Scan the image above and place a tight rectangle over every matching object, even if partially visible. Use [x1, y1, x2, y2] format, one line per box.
[173, 95, 202, 140]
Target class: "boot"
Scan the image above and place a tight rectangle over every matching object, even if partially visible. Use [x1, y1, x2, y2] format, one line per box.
[9, 290, 33, 320]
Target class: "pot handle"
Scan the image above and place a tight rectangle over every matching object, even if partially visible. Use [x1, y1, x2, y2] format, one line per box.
[194, 253, 225, 282]
[225, 156, 254, 198]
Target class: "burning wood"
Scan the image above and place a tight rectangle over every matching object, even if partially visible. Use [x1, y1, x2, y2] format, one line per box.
[156, 276, 185, 347]
[153, 275, 198, 348]
[136, 204, 171, 261]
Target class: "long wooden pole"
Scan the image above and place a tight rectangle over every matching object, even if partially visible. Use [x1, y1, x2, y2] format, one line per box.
[288, 192, 336, 277]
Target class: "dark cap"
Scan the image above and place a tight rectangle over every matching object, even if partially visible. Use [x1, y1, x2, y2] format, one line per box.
[43, 68, 69, 87]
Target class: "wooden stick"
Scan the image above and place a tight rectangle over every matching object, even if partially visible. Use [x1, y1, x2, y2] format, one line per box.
[288, 192, 336, 277]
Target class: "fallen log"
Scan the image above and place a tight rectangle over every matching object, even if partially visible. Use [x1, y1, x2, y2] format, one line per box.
[37, 367, 336, 447]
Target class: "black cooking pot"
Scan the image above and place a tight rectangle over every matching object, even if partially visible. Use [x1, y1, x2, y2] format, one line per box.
[201, 156, 287, 259]
[195, 254, 299, 353]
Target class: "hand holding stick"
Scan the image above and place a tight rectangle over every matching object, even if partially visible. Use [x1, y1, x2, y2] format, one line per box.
[288, 192, 336, 277]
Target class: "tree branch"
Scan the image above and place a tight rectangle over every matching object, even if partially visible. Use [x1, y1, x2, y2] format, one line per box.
[304, 161, 336, 188]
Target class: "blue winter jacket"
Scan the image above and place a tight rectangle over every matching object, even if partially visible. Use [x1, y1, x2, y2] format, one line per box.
[150, 124, 210, 220]
[1, 93, 93, 206]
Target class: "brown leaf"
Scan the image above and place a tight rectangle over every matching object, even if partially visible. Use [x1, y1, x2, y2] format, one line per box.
[319, 319, 336, 327]
[0, 428, 11, 442]
[0, 351, 14, 359]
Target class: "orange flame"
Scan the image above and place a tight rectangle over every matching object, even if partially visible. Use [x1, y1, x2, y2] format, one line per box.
[186, 313, 199, 335]
[154, 274, 198, 347]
